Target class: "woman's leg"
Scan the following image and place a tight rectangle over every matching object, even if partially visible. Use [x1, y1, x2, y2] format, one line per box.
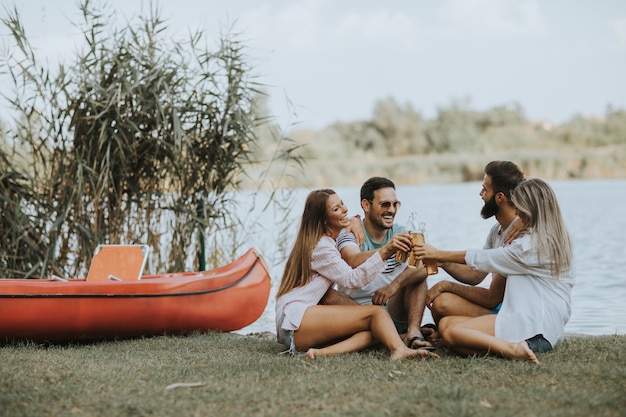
[439, 315, 538, 363]
[306, 331, 375, 359]
[295, 305, 435, 360]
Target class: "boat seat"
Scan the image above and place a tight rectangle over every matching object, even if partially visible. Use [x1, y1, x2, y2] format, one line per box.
[51, 275, 68, 282]
[86, 244, 150, 282]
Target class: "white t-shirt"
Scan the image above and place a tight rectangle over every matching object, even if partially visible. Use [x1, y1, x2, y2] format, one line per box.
[465, 233, 574, 347]
[483, 219, 518, 250]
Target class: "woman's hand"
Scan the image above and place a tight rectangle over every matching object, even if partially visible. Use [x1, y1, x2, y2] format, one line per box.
[412, 242, 437, 261]
[503, 216, 527, 244]
[345, 215, 365, 246]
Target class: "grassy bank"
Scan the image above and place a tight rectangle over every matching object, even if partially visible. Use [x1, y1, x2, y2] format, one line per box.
[1, 332, 624, 417]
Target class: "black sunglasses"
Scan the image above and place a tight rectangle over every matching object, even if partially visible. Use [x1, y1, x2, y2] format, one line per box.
[367, 200, 401, 210]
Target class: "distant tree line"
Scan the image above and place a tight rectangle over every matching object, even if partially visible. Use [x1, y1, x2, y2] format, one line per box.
[279, 97, 626, 187]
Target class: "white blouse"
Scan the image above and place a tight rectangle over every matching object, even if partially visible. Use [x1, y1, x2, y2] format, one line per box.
[275, 235, 386, 332]
[465, 234, 574, 347]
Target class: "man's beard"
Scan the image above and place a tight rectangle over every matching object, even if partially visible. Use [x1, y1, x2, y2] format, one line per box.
[481, 195, 498, 219]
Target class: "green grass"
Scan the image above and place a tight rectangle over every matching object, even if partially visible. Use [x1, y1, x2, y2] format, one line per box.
[1, 332, 624, 417]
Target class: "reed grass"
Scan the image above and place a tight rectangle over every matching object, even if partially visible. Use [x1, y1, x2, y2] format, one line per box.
[1, 332, 623, 417]
[0, 1, 303, 278]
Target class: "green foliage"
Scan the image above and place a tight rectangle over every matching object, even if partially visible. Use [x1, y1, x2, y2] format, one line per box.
[287, 96, 626, 186]
[371, 97, 428, 155]
[293, 97, 626, 160]
[0, 1, 302, 277]
[426, 99, 484, 153]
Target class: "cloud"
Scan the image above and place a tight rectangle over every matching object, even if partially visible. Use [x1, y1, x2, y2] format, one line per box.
[238, 0, 326, 51]
[238, 0, 548, 59]
[239, 0, 418, 53]
[613, 16, 626, 47]
[334, 10, 418, 49]
[438, 0, 547, 38]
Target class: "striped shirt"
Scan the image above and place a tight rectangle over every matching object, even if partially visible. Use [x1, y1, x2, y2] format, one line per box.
[335, 222, 407, 305]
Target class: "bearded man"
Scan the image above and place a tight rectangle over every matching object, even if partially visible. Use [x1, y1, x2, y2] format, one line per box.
[425, 161, 525, 339]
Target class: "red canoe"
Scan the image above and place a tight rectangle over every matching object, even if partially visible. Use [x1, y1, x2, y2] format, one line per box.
[0, 248, 271, 343]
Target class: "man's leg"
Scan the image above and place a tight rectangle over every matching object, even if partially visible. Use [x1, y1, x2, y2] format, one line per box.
[430, 292, 493, 324]
[386, 274, 431, 349]
[319, 287, 358, 306]
[399, 280, 433, 348]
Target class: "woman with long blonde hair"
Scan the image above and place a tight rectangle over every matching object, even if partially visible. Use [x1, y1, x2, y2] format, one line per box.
[413, 178, 574, 364]
[276, 189, 436, 360]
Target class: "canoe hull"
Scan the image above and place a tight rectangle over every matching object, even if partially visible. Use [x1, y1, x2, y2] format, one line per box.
[0, 248, 271, 343]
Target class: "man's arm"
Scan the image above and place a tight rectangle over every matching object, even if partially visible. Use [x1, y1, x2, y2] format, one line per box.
[426, 273, 505, 309]
[371, 265, 427, 305]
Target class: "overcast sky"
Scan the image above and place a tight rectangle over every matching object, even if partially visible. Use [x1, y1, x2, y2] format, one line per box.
[3, 0, 626, 130]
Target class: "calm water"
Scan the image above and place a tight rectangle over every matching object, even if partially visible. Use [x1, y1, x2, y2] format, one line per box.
[236, 179, 626, 337]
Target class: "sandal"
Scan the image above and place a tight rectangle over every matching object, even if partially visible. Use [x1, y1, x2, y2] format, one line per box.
[408, 336, 436, 352]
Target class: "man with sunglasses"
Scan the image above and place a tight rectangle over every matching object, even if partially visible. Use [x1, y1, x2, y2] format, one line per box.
[320, 176, 433, 350]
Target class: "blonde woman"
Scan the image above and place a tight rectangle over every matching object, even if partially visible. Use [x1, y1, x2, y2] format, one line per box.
[413, 178, 574, 364]
[276, 189, 436, 360]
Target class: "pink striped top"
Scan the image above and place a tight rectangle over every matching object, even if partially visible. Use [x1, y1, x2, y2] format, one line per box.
[275, 235, 387, 332]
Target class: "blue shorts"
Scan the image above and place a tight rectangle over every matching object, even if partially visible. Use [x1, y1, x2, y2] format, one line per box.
[492, 303, 502, 314]
[383, 304, 408, 334]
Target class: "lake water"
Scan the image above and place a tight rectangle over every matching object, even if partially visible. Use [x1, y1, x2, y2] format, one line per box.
[235, 179, 626, 337]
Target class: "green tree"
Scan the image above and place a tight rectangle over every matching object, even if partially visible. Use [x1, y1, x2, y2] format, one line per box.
[371, 97, 428, 155]
[425, 99, 483, 153]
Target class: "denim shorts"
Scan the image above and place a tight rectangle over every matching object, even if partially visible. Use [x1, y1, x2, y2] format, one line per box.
[277, 313, 297, 355]
[526, 334, 553, 353]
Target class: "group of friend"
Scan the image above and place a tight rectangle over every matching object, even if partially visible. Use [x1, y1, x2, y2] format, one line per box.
[275, 161, 574, 364]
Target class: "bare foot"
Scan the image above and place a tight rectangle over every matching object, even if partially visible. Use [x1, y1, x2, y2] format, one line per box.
[427, 330, 443, 346]
[511, 341, 539, 364]
[391, 346, 439, 361]
[306, 348, 319, 359]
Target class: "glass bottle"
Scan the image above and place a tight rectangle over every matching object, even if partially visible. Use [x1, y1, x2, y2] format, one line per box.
[408, 219, 438, 275]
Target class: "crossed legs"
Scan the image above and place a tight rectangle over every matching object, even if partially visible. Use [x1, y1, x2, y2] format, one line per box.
[295, 305, 435, 360]
[438, 314, 538, 363]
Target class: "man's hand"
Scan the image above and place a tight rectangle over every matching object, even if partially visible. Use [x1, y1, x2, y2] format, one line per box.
[425, 280, 451, 307]
[380, 232, 412, 260]
[372, 282, 400, 306]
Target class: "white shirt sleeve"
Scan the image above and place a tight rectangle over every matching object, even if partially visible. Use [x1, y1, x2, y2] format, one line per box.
[466, 236, 535, 276]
